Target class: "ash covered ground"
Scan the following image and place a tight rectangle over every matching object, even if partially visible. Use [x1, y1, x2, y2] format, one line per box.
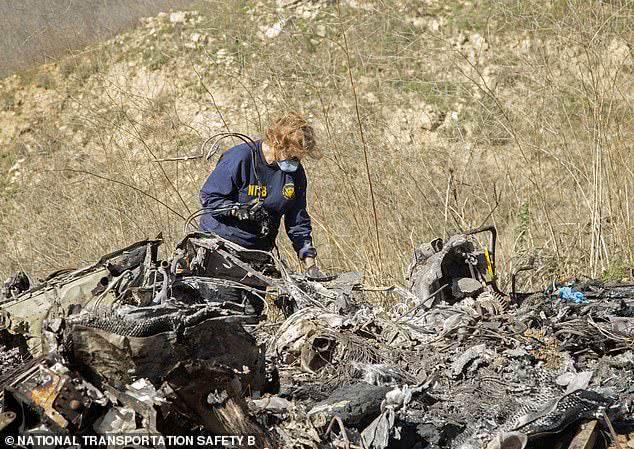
[0, 228, 632, 449]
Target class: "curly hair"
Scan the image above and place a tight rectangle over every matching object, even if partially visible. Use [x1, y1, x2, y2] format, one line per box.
[264, 112, 319, 160]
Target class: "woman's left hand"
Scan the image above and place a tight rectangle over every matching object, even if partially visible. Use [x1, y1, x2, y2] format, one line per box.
[305, 265, 331, 281]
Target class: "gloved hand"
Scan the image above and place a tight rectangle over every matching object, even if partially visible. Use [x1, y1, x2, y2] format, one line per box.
[226, 202, 271, 237]
[228, 205, 251, 221]
[306, 265, 330, 281]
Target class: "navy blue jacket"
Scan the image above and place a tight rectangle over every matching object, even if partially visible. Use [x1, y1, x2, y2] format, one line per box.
[199, 140, 316, 258]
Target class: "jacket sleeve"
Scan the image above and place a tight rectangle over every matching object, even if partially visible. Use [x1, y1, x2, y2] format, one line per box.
[199, 152, 244, 210]
[284, 167, 317, 259]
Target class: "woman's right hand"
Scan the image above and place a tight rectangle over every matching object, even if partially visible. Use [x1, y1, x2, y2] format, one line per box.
[229, 206, 250, 221]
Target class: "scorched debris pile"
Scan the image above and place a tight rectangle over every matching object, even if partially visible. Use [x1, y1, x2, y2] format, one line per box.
[0, 228, 632, 449]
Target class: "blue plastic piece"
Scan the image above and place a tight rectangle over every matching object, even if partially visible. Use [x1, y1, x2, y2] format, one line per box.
[557, 286, 587, 304]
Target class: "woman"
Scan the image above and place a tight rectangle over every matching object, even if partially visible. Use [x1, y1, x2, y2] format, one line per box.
[199, 112, 326, 280]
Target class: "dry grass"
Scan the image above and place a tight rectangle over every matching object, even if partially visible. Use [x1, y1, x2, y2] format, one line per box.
[0, 0, 632, 295]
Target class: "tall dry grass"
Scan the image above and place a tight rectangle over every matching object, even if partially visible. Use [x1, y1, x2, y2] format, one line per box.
[0, 0, 632, 295]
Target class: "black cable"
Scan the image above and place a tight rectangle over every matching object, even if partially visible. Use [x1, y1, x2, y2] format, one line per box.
[192, 132, 268, 234]
[205, 132, 263, 193]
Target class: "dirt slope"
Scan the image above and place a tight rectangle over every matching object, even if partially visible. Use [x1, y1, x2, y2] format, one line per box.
[0, 0, 632, 288]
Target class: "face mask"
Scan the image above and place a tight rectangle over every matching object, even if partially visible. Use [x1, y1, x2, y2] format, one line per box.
[277, 159, 300, 173]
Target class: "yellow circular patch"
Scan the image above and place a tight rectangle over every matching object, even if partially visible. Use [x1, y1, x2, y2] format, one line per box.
[282, 183, 295, 199]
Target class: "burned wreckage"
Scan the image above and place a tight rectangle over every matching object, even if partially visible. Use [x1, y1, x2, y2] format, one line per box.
[0, 226, 632, 449]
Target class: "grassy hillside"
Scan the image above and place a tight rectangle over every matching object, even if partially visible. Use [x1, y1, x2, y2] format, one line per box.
[0, 0, 632, 291]
[0, 0, 194, 77]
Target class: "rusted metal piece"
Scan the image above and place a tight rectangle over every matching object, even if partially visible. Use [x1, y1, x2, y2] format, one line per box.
[4, 365, 96, 432]
[24, 367, 67, 429]
[52, 376, 93, 429]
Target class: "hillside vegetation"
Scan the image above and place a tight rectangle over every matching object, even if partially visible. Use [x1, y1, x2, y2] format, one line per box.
[0, 0, 632, 292]
[0, 0, 194, 77]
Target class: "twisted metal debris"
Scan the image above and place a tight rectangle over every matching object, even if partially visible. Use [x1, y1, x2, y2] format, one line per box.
[0, 227, 632, 449]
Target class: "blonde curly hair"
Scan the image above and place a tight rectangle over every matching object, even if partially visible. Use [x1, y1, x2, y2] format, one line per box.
[264, 112, 319, 160]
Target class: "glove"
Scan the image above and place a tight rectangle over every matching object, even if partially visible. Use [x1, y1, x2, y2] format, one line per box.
[228, 206, 251, 221]
[227, 202, 271, 237]
[306, 265, 330, 281]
